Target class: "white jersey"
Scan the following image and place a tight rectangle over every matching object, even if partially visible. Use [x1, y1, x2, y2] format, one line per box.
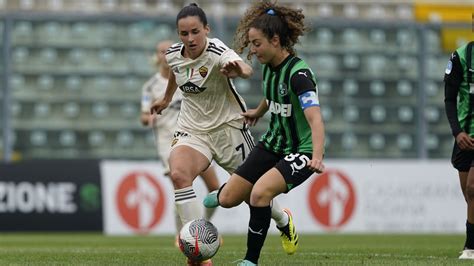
[165, 37, 247, 132]
[141, 72, 182, 129]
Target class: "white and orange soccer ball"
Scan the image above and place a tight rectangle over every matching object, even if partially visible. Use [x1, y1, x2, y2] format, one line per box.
[178, 219, 220, 262]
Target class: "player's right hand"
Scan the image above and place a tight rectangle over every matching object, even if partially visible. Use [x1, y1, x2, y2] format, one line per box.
[150, 99, 169, 115]
[456, 132, 474, 150]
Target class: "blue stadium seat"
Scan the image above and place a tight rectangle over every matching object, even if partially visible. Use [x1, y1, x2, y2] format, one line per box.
[13, 21, 33, 42]
[121, 102, 137, 118]
[10, 74, 26, 90]
[65, 75, 83, 91]
[321, 106, 333, 121]
[396, 80, 413, 96]
[425, 134, 439, 150]
[37, 75, 54, 90]
[12, 47, 29, 64]
[317, 80, 331, 95]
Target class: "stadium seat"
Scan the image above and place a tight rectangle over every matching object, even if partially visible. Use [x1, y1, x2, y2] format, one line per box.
[315, 28, 333, 46]
[34, 103, 50, 117]
[317, 3, 333, 17]
[341, 132, 357, 150]
[121, 102, 137, 118]
[425, 81, 439, 97]
[65, 75, 82, 91]
[92, 102, 109, 118]
[343, 4, 359, 19]
[98, 48, 114, 65]
[30, 130, 47, 146]
[63, 102, 80, 118]
[342, 54, 360, 69]
[371, 106, 386, 122]
[68, 48, 85, 65]
[37, 75, 54, 90]
[369, 80, 386, 96]
[343, 106, 359, 122]
[425, 106, 440, 122]
[396, 4, 413, 20]
[39, 48, 58, 65]
[365, 55, 388, 76]
[156, 24, 173, 41]
[59, 130, 76, 146]
[19, 0, 35, 10]
[369, 29, 386, 46]
[367, 4, 387, 19]
[369, 134, 385, 150]
[397, 80, 413, 96]
[321, 106, 332, 121]
[12, 47, 29, 64]
[116, 130, 134, 147]
[317, 80, 331, 95]
[10, 102, 22, 117]
[398, 106, 414, 123]
[13, 21, 33, 42]
[101, 0, 118, 11]
[234, 79, 251, 93]
[343, 79, 358, 96]
[341, 29, 363, 47]
[10, 74, 25, 90]
[425, 134, 439, 150]
[397, 134, 413, 150]
[88, 130, 105, 147]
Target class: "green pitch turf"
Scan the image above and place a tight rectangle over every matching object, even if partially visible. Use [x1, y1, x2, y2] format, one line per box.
[0, 233, 470, 265]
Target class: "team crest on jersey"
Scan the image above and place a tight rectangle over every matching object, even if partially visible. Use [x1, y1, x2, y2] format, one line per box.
[179, 81, 207, 94]
[199, 66, 208, 78]
[279, 83, 288, 96]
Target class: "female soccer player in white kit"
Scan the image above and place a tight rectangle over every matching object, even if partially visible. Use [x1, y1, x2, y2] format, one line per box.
[140, 40, 220, 245]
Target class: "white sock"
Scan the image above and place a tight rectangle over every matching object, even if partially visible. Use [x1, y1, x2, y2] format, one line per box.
[175, 186, 203, 226]
[271, 199, 289, 227]
[174, 209, 183, 233]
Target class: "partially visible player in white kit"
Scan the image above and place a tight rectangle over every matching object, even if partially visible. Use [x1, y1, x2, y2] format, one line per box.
[140, 40, 220, 245]
[150, 4, 292, 265]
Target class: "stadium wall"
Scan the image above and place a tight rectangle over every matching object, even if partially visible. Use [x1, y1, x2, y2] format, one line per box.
[100, 160, 464, 235]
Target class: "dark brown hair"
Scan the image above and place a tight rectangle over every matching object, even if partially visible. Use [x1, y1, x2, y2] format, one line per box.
[234, 1, 306, 60]
[176, 3, 208, 26]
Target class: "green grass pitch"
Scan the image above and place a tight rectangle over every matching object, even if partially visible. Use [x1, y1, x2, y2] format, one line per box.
[0, 233, 471, 265]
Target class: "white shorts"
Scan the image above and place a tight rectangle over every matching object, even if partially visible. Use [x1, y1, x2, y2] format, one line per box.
[171, 124, 255, 173]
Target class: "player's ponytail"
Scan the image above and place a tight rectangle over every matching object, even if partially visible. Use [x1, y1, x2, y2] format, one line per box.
[176, 2, 208, 27]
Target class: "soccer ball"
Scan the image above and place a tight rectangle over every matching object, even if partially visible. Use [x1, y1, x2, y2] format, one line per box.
[178, 219, 220, 262]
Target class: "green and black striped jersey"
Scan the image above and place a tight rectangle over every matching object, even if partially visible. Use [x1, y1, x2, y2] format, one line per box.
[260, 55, 319, 154]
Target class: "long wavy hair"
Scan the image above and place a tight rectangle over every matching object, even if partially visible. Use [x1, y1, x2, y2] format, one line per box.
[234, 1, 307, 60]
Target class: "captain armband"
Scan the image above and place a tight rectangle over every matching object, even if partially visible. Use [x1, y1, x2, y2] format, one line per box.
[298, 91, 319, 110]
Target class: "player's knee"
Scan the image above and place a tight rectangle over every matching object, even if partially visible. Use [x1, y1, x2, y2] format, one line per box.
[170, 170, 192, 189]
[249, 187, 272, 206]
[218, 190, 239, 208]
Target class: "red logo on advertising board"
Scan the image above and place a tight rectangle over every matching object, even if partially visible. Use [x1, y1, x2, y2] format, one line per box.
[116, 171, 166, 233]
[308, 169, 356, 230]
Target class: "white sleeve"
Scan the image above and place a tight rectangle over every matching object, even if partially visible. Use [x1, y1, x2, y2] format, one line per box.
[219, 48, 243, 67]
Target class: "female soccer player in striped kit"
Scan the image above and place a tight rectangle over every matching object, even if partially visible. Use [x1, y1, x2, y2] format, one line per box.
[204, 1, 326, 265]
[150, 3, 291, 265]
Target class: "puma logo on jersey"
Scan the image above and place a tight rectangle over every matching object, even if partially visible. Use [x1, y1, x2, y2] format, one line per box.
[298, 71, 308, 77]
[179, 81, 207, 94]
[268, 100, 292, 117]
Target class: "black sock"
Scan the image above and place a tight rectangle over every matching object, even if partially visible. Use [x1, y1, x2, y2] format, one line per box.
[244, 205, 271, 264]
[466, 221, 474, 249]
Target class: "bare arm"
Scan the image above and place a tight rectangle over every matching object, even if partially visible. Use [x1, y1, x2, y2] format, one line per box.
[304, 106, 325, 173]
[220, 60, 253, 79]
[241, 98, 268, 126]
[150, 71, 178, 115]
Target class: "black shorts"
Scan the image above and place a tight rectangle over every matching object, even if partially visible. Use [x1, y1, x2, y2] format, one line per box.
[451, 141, 474, 171]
[234, 142, 315, 193]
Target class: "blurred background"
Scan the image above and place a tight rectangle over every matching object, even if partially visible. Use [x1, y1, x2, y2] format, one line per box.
[0, 0, 473, 234]
[0, 0, 472, 162]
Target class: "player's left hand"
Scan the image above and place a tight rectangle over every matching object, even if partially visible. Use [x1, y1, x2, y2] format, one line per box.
[220, 61, 242, 78]
[307, 158, 324, 174]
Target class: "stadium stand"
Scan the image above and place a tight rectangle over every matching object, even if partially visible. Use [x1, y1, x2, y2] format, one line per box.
[0, 0, 472, 159]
